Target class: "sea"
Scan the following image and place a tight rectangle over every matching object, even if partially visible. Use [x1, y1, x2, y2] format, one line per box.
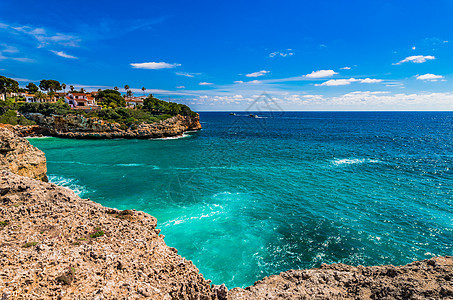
[28, 111, 453, 288]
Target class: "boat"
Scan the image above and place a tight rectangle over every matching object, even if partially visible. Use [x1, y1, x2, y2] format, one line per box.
[229, 113, 236, 116]
[249, 114, 258, 118]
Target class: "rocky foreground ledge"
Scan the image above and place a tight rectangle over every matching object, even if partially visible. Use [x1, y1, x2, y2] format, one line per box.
[1, 113, 202, 139]
[0, 128, 452, 299]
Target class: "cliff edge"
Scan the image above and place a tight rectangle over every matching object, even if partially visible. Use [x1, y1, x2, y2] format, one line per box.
[0, 128, 47, 181]
[0, 129, 452, 299]
[22, 113, 202, 139]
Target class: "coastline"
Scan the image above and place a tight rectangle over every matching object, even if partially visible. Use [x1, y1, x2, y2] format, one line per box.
[0, 113, 202, 140]
[1, 128, 452, 299]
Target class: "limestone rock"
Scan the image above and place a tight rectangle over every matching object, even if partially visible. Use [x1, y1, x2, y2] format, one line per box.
[0, 128, 47, 181]
[23, 113, 202, 139]
[0, 171, 214, 299]
[228, 257, 453, 299]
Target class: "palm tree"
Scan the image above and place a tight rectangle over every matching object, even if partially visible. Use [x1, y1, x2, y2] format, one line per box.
[81, 88, 86, 93]
[141, 86, 146, 96]
[124, 85, 130, 99]
[127, 90, 133, 99]
[70, 85, 74, 92]
[35, 91, 46, 103]
[62, 83, 66, 94]
[114, 86, 119, 91]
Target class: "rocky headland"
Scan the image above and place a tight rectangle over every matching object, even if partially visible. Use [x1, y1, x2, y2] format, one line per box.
[2, 113, 202, 139]
[0, 128, 452, 299]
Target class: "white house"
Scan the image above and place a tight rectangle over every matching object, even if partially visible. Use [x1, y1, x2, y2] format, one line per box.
[25, 94, 37, 102]
[125, 97, 144, 108]
[65, 93, 100, 109]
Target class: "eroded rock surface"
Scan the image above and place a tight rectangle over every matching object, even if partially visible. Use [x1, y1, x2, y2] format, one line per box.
[0, 171, 214, 299]
[229, 257, 453, 299]
[24, 113, 202, 139]
[0, 128, 47, 181]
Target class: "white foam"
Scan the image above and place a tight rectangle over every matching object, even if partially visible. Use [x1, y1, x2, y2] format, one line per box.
[151, 133, 191, 140]
[332, 158, 380, 166]
[47, 175, 90, 197]
[116, 163, 145, 167]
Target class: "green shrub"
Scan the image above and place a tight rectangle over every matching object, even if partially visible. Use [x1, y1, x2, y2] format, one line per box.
[90, 228, 104, 238]
[0, 109, 35, 125]
[22, 242, 38, 248]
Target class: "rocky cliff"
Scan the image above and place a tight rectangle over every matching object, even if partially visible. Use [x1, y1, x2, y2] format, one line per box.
[229, 257, 453, 299]
[23, 113, 202, 139]
[0, 128, 47, 181]
[0, 130, 452, 299]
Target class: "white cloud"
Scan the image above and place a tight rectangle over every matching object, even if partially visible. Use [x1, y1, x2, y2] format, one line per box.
[2, 23, 80, 48]
[360, 78, 383, 83]
[175, 72, 200, 77]
[176, 86, 185, 89]
[249, 80, 262, 84]
[269, 50, 294, 58]
[305, 70, 337, 78]
[316, 78, 382, 86]
[416, 73, 444, 81]
[1, 45, 18, 53]
[246, 70, 270, 77]
[192, 90, 453, 110]
[0, 44, 33, 62]
[199, 82, 213, 86]
[340, 67, 351, 70]
[50, 50, 77, 59]
[11, 77, 35, 82]
[130, 62, 181, 69]
[412, 46, 416, 50]
[234, 81, 244, 84]
[316, 78, 358, 86]
[394, 55, 435, 65]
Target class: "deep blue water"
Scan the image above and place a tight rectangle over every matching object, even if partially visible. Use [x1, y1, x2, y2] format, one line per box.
[29, 112, 453, 288]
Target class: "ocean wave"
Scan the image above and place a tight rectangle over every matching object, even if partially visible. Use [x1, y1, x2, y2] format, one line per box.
[152, 132, 196, 140]
[48, 161, 158, 168]
[47, 175, 90, 197]
[332, 158, 380, 166]
[116, 163, 145, 167]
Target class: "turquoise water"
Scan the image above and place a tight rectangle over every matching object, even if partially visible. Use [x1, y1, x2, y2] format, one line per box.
[29, 112, 453, 288]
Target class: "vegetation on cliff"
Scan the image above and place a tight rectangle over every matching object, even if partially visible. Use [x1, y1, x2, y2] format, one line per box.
[0, 94, 196, 127]
[0, 75, 198, 129]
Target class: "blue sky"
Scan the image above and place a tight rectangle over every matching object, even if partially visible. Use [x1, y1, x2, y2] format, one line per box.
[1, 0, 453, 111]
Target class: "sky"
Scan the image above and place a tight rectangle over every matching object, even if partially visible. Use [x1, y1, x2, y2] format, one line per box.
[1, 0, 453, 111]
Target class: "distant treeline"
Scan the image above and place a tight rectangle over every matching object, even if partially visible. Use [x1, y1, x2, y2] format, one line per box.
[0, 96, 196, 127]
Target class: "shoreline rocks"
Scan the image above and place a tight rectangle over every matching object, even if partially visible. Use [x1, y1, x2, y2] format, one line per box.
[20, 113, 202, 139]
[0, 128, 47, 181]
[0, 128, 452, 299]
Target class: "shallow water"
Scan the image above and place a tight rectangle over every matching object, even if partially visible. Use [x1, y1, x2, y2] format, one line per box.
[29, 112, 453, 288]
